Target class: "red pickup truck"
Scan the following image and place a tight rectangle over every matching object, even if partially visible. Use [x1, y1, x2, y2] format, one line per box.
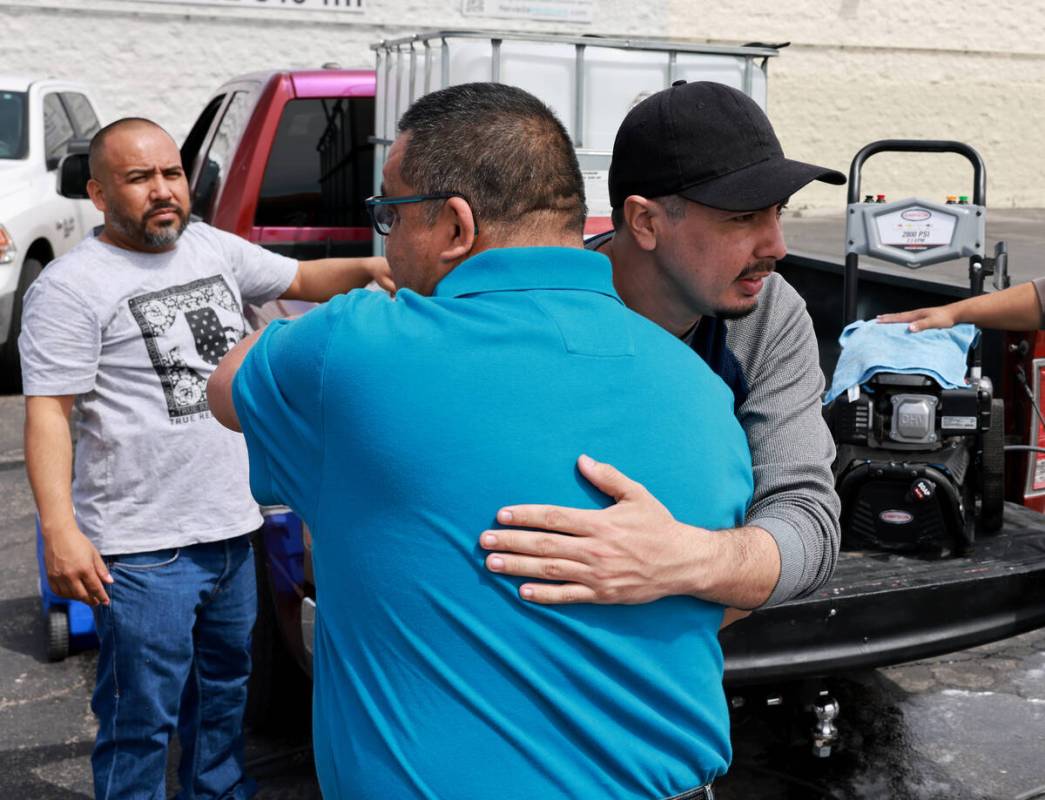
[175, 65, 1045, 743]
[180, 67, 375, 265]
[178, 67, 377, 728]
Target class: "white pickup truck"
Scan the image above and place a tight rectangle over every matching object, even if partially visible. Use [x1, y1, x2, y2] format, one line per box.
[0, 77, 105, 390]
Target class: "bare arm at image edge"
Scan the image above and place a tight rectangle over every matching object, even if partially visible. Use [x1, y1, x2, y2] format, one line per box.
[877, 278, 1045, 332]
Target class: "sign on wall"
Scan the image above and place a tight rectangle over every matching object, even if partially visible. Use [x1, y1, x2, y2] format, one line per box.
[461, 0, 593, 23]
[135, 0, 364, 12]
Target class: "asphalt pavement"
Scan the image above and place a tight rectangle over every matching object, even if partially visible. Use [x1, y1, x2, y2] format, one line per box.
[2, 391, 1043, 799]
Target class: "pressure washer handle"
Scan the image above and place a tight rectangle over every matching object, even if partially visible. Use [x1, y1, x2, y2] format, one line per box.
[843, 139, 988, 326]
[970, 258, 986, 298]
[847, 140, 987, 206]
[992, 241, 1010, 291]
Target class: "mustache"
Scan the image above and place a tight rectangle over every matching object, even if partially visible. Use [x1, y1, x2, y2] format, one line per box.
[146, 201, 183, 217]
[737, 259, 777, 280]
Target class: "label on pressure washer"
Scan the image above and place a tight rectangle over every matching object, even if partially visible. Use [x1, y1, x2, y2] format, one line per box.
[876, 206, 957, 251]
[942, 415, 977, 430]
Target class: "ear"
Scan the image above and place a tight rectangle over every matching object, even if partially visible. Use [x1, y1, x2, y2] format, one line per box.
[86, 178, 107, 213]
[437, 196, 478, 263]
[622, 195, 658, 252]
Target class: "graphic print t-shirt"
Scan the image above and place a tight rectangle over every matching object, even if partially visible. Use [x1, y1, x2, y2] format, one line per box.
[19, 223, 298, 554]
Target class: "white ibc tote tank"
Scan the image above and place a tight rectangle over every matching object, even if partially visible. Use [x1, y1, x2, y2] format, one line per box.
[371, 31, 780, 239]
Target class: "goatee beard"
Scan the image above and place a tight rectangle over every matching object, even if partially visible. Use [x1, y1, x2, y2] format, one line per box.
[108, 203, 189, 249]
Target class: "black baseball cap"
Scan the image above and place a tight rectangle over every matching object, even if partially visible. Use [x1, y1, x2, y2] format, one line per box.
[609, 80, 845, 211]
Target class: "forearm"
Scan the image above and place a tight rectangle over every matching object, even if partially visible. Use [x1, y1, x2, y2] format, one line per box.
[26, 397, 112, 603]
[950, 282, 1042, 331]
[24, 397, 77, 536]
[283, 257, 384, 302]
[677, 523, 781, 609]
[208, 327, 265, 431]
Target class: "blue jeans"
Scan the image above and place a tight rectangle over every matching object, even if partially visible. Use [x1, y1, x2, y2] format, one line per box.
[91, 534, 257, 800]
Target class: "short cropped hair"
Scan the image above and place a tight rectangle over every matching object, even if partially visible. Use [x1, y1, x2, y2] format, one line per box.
[88, 117, 169, 179]
[397, 83, 586, 234]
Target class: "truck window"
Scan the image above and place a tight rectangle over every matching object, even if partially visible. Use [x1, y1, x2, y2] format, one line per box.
[61, 92, 101, 138]
[181, 94, 224, 183]
[0, 91, 28, 160]
[43, 93, 75, 169]
[193, 91, 252, 221]
[254, 97, 375, 228]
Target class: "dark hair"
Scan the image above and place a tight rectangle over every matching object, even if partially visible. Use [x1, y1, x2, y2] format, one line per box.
[88, 117, 170, 179]
[397, 83, 586, 234]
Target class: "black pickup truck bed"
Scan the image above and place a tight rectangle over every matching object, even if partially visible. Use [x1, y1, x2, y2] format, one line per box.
[723, 503, 1045, 684]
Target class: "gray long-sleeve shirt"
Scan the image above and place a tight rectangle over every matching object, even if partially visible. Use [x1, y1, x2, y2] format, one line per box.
[723, 274, 841, 605]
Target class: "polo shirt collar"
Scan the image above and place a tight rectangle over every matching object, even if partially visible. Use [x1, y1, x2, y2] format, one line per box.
[432, 247, 620, 301]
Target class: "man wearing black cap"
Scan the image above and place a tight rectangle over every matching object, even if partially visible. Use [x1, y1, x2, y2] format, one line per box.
[480, 80, 845, 615]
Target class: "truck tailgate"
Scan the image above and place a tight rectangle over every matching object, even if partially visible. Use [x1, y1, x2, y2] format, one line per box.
[721, 502, 1045, 685]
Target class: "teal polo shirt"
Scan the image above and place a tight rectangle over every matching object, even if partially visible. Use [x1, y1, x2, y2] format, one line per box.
[233, 246, 753, 800]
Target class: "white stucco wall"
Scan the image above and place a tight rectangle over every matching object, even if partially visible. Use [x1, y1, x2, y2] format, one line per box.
[3, 0, 1044, 212]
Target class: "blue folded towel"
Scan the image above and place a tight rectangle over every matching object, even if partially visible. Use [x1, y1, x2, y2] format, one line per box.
[824, 320, 978, 404]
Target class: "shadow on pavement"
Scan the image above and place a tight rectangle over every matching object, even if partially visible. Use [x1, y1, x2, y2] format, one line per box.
[0, 594, 52, 663]
[246, 737, 322, 799]
[0, 739, 93, 799]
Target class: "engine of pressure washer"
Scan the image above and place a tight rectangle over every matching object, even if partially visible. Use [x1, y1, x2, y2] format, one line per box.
[828, 372, 995, 556]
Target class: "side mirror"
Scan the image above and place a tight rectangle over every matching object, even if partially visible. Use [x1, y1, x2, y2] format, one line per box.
[57, 152, 91, 199]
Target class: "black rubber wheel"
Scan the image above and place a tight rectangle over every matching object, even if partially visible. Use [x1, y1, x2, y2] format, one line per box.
[46, 607, 70, 662]
[0, 256, 44, 393]
[979, 399, 1006, 533]
[245, 531, 312, 735]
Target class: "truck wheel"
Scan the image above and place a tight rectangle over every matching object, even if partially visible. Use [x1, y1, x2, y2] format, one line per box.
[46, 607, 70, 662]
[979, 399, 1005, 533]
[245, 532, 312, 735]
[0, 257, 45, 393]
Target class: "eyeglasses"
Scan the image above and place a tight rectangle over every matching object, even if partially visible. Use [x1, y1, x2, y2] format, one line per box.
[364, 192, 465, 236]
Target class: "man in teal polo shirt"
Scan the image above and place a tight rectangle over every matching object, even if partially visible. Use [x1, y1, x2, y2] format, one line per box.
[209, 83, 752, 800]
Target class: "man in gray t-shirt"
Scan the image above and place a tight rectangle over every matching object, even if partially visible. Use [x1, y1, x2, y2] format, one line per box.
[21, 117, 391, 800]
[23, 223, 298, 555]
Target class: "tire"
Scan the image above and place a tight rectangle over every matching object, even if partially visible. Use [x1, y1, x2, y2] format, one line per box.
[46, 607, 70, 662]
[245, 531, 312, 735]
[979, 399, 1006, 533]
[0, 257, 45, 394]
